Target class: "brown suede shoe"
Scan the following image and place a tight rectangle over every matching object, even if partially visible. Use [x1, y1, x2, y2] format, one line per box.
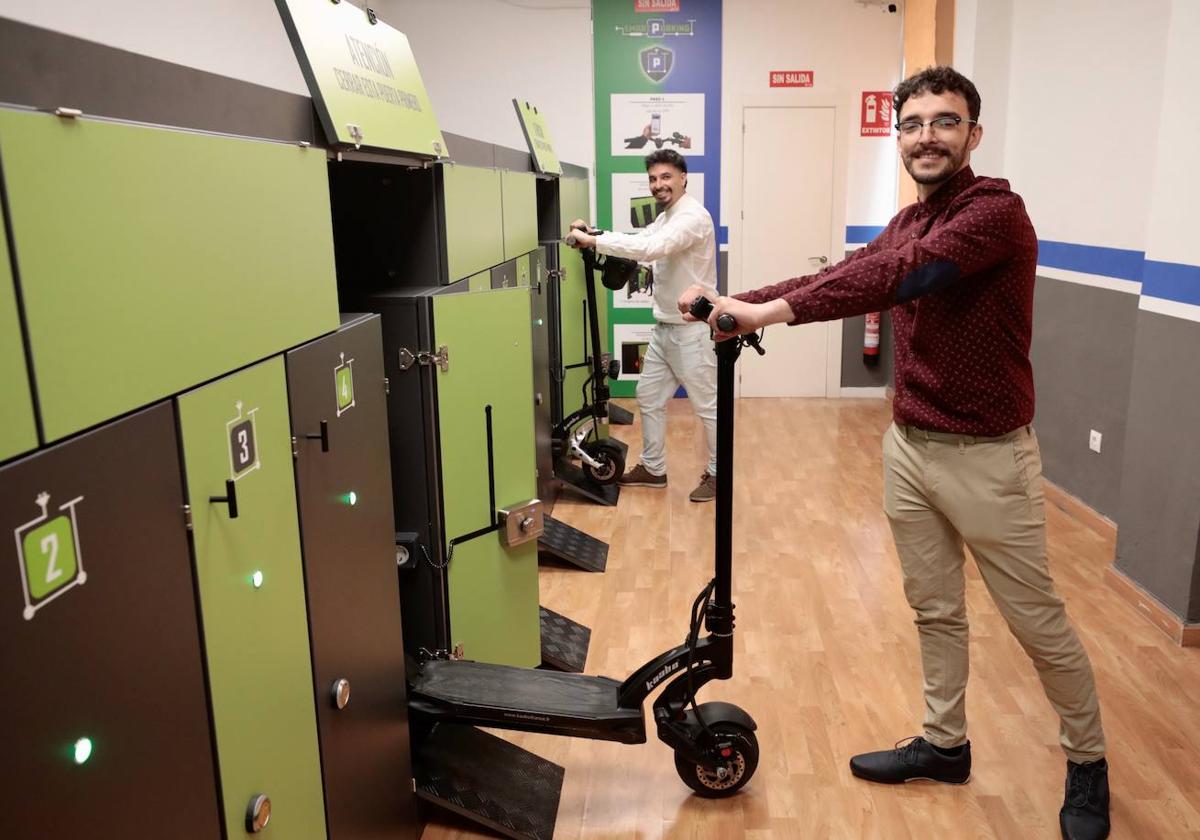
[689, 473, 716, 502]
[618, 464, 668, 487]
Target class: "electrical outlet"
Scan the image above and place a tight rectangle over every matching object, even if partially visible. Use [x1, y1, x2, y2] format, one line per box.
[1089, 429, 1102, 453]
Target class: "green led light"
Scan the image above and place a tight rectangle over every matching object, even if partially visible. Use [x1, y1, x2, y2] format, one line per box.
[251, 570, 264, 588]
[74, 737, 93, 765]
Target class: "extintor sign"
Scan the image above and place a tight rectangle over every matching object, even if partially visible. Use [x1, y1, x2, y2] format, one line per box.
[861, 91, 892, 137]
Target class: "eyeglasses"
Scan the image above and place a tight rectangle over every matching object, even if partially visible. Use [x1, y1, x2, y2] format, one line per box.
[895, 115, 977, 137]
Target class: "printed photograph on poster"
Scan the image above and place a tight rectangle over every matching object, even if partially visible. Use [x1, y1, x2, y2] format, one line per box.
[613, 323, 656, 381]
[611, 93, 705, 157]
[610, 172, 705, 310]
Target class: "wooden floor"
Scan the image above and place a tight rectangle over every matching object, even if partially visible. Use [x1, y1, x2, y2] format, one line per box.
[420, 397, 1200, 840]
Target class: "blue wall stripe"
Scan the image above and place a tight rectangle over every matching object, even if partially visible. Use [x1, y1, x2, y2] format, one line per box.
[1037, 239, 1144, 282]
[846, 225, 885, 244]
[1142, 260, 1200, 307]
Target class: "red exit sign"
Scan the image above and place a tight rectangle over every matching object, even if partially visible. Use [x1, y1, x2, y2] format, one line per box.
[770, 70, 814, 88]
[635, 0, 680, 11]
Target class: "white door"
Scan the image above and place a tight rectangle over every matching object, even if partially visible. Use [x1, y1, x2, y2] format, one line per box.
[737, 107, 836, 397]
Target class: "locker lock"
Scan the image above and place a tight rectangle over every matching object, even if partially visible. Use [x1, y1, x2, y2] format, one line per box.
[246, 794, 271, 833]
[331, 678, 352, 710]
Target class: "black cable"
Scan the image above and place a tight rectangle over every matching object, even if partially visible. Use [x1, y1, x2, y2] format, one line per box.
[685, 578, 717, 737]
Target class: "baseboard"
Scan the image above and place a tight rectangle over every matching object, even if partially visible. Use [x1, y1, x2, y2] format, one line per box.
[1044, 481, 1198, 647]
[1103, 565, 1200, 647]
[1044, 481, 1116, 545]
[839, 386, 888, 398]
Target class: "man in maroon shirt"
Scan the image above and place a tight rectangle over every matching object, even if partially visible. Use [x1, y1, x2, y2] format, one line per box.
[680, 67, 1109, 840]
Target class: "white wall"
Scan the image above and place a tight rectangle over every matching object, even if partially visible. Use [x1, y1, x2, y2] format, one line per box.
[952, 0, 1013, 179]
[1143, 1, 1200, 270]
[387, 0, 594, 168]
[0, 0, 595, 167]
[0, 0, 307, 94]
[722, 0, 902, 254]
[998, 0, 1171, 250]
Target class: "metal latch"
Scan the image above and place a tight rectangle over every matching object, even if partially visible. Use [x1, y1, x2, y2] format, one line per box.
[398, 345, 450, 373]
[346, 123, 363, 149]
[497, 499, 544, 547]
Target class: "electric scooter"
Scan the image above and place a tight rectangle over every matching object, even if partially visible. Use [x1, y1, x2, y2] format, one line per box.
[407, 296, 766, 797]
[549, 228, 634, 486]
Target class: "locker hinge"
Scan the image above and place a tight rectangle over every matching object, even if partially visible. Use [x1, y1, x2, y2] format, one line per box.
[291, 435, 300, 458]
[55, 106, 83, 118]
[411, 778, 417, 794]
[183, 504, 193, 531]
[383, 376, 390, 395]
[546, 268, 565, 281]
[398, 345, 449, 373]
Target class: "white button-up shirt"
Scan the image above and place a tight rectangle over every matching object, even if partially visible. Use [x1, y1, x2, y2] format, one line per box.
[595, 192, 717, 324]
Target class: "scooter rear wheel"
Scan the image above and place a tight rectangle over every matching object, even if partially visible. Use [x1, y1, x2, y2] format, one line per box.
[673, 722, 759, 798]
[583, 440, 625, 485]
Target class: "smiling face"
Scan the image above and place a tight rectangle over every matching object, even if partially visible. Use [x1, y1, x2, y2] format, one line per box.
[648, 162, 686, 208]
[896, 90, 982, 196]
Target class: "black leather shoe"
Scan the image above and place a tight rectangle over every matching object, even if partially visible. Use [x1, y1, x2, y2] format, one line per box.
[849, 736, 971, 784]
[1060, 758, 1110, 840]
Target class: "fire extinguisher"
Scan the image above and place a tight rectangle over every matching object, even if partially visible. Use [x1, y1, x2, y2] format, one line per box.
[863, 311, 881, 366]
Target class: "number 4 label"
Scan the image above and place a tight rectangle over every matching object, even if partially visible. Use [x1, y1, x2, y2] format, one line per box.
[335, 353, 355, 417]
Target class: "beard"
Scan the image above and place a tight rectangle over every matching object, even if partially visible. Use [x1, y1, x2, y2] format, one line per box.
[902, 141, 968, 185]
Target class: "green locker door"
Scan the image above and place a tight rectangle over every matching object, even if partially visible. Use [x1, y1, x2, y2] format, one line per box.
[433, 287, 540, 667]
[0, 195, 37, 462]
[177, 356, 326, 840]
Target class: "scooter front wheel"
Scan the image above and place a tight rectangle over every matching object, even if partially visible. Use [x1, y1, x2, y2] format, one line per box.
[673, 722, 759, 798]
[583, 440, 625, 485]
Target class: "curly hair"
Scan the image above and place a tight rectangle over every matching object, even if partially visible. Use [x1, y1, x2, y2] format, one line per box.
[894, 66, 981, 122]
[644, 149, 687, 173]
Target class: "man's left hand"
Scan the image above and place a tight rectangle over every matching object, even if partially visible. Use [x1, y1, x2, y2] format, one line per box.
[567, 229, 597, 249]
[708, 297, 792, 340]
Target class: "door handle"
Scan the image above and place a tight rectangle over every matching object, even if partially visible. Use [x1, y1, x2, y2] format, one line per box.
[808, 256, 828, 264]
[210, 479, 239, 519]
[305, 420, 330, 453]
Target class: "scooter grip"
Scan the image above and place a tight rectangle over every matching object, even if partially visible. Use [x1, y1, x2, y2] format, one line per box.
[565, 225, 599, 247]
[690, 295, 738, 333]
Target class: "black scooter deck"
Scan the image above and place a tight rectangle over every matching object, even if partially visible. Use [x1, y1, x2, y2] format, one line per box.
[410, 659, 645, 743]
[415, 723, 563, 840]
[539, 515, 608, 572]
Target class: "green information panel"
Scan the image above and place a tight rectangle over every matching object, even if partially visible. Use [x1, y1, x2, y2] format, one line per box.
[512, 99, 562, 175]
[277, 0, 446, 157]
[0, 198, 37, 462]
[0, 108, 339, 442]
[433, 288, 539, 667]
[177, 356, 326, 840]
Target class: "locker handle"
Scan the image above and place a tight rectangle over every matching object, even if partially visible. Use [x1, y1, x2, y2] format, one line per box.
[305, 420, 330, 453]
[210, 479, 239, 519]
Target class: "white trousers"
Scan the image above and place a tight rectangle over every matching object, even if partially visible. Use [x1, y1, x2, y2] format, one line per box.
[635, 322, 718, 477]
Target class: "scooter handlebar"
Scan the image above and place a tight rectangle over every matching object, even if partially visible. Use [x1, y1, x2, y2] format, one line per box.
[565, 225, 601, 247]
[689, 295, 737, 333]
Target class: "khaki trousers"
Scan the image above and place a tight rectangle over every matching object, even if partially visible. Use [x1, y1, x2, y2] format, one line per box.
[882, 422, 1106, 763]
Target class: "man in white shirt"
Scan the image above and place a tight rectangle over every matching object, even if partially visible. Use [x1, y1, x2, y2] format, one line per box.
[567, 150, 719, 502]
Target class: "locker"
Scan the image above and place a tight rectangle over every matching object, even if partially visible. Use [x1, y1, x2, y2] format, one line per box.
[177, 356, 326, 839]
[0, 403, 221, 838]
[286, 314, 418, 840]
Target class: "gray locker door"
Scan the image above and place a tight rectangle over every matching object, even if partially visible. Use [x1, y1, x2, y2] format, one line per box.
[0, 403, 221, 839]
[287, 313, 418, 840]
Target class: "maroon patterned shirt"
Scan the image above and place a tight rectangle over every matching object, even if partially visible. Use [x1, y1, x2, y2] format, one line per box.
[736, 167, 1037, 436]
